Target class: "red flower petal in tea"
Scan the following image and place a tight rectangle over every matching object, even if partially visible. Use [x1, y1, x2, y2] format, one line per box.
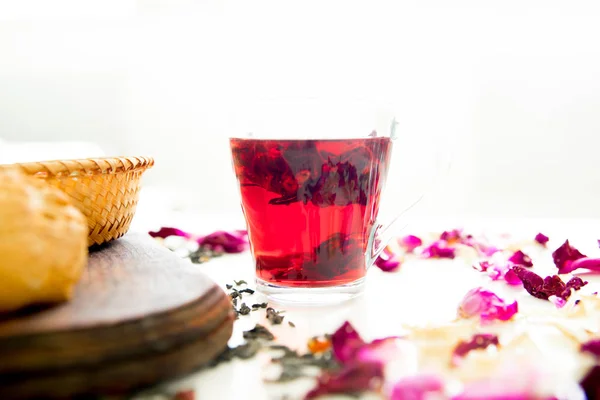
[511, 266, 588, 301]
[149, 227, 193, 239]
[458, 287, 518, 323]
[581, 339, 600, 358]
[331, 321, 366, 364]
[399, 235, 423, 253]
[197, 230, 249, 253]
[304, 362, 384, 399]
[390, 374, 445, 400]
[422, 240, 456, 259]
[580, 365, 600, 400]
[508, 250, 533, 267]
[375, 247, 401, 272]
[451, 334, 499, 366]
[535, 233, 549, 246]
[552, 240, 587, 274]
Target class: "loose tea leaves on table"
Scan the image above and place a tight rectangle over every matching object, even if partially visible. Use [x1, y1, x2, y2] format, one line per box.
[239, 288, 255, 295]
[252, 302, 268, 310]
[266, 307, 285, 325]
[288, 321, 296, 328]
[239, 303, 251, 316]
[243, 324, 275, 341]
[234, 279, 248, 286]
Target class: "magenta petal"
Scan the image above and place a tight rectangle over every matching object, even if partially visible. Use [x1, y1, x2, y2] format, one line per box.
[581, 339, 600, 358]
[512, 266, 588, 301]
[440, 229, 463, 242]
[149, 227, 193, 239]
[581, 365, 600, 400]
[399, 235, 423, 252]
[560, 257, 600, 274]
[197, 230, 248, 253]
[304, 362, 384, 399]
[452, 334, 499, 366]
[504, 268, 522, 285]
[422, 240, 456, 259]
[535, 233, 550, 246]
[508, 250, 533, 267]
[458, 287, 518, 323]
[355, 337, 406, 365]
[331, 321, 366, 364]
[548, 295, 567, 309]
[552, 240, 587, 273]
[390, 374, 445, 400]
[375, 247, 401, 272]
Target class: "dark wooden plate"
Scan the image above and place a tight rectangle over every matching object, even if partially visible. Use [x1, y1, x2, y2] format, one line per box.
[0, 234, 234, 399]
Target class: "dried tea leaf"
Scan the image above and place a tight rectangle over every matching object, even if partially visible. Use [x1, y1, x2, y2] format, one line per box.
[234, 279, 248, 286]
[225, 284, 233, 290]
[239, 303, 251, 315]
[266, 307, 285, 325]
[239, 288, 255, 295]
[252, 302, 268, 310]
[288, 321, 296, 328]
[243, 324, 275, 341]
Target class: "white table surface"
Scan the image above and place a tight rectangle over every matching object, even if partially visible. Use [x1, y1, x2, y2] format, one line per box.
[127, 192, 600, 400]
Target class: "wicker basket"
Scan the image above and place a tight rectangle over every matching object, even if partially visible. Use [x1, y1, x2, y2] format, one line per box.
[3, 156, 154, 247]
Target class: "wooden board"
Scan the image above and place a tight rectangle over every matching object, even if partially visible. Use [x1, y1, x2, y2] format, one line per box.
[0, 234, 235, 400]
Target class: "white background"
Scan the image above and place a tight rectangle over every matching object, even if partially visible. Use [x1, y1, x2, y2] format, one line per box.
[1, 0, 600, 220]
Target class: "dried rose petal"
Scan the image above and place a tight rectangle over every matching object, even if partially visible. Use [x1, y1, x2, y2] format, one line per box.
[558, 257, 600, 275]
[375, 247, 401, 272]
[535, 233, 549, 246]
[440, 229, 463, 243]
[552, 240, 586, 274]
[399, 235, 423, 252]
[390, 374, 445, 400]
[504, 268, 522, 285]
[580, 365, 600, 400]
[581, 339, 600, 358]
[512, 266, 588, 301]
[331, 321, 366, 364]
[458, 287, 518, 324]
[149, 227, 193, 239]
[476, 261, 522, 285]
[451, 334, 499, 366]
[508, 250, 533, 267]
[548, 295, 567, 309]
[304, 362, 384, 399]
[422, 240, 456, 259]
[355, 337, 407, 365]
[197, 230, 248, 253]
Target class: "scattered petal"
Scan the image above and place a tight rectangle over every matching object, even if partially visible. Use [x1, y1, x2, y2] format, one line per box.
[580, 365, 600, 400]
[375, 246, 402, 272]
[504, 268, 522, 285]
[304, 362, 384, 399]
[355, 337, 407, 365]
[512, 266, 588, 301]
[535, 233, 550, 246]
[399, 235, 423, 253]
[331, 321, 366, 364]
[508, 250, 533, 267]
[581, 339, 600, 358]
[548, 295, 567, 309]
[197, 230, 249, 253]
[422, 240, 456, 259]
[552, 240, 587, 274]
[451, 334, 499, 366]
[559, 257, 600, 275]
[440, 229, 463, 244]
[458, 287, 518, 324]
[390, 374, 445, 400]
[149, 227, 192, 239]
[476, 260, 521, 285]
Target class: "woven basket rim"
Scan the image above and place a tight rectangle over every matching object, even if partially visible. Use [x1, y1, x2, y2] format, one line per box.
[2, 156, 154, 177]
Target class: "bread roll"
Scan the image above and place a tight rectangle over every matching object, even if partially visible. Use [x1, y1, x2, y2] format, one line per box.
[0, 168, 88, 312]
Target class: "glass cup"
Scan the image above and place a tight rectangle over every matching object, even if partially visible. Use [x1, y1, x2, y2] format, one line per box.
[229, 97, 448, 303]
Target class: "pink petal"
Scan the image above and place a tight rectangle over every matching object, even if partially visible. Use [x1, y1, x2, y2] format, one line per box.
[422, 240, 456, 259]
[390, 374, 445, 400]
[560, 257, 600, 274]
[197, 230, 249, 253]
[440, 229, 463, 243]
[504, 268, 523, 285]
[581, 339, 600, 358]
[512, 266, 587, 301]
[375, 247, 401, 272]
[548, 295, 566, 309]
[535, 233, 550, 246]
[399, 235, 423, 253]
[508, 250, 533, 267]
[331, 321, 366, 364]
[458, 287, 518, 324]
[149, 227, 193, 239]
[304, 362, 384, 399]
[552, 240, 587, 274]
[355, 337, 407, 365]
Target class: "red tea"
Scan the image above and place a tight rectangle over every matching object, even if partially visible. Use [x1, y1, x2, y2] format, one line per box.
[230, 137, 392, 287]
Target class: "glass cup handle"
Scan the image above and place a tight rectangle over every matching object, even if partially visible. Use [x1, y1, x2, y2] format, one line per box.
[365, 118, 452, 268]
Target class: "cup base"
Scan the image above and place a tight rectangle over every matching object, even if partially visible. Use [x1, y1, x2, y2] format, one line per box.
[255, 277, 365, 305]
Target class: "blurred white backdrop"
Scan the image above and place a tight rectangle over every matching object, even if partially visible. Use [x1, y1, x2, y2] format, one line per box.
[1, 0, 599, 219]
